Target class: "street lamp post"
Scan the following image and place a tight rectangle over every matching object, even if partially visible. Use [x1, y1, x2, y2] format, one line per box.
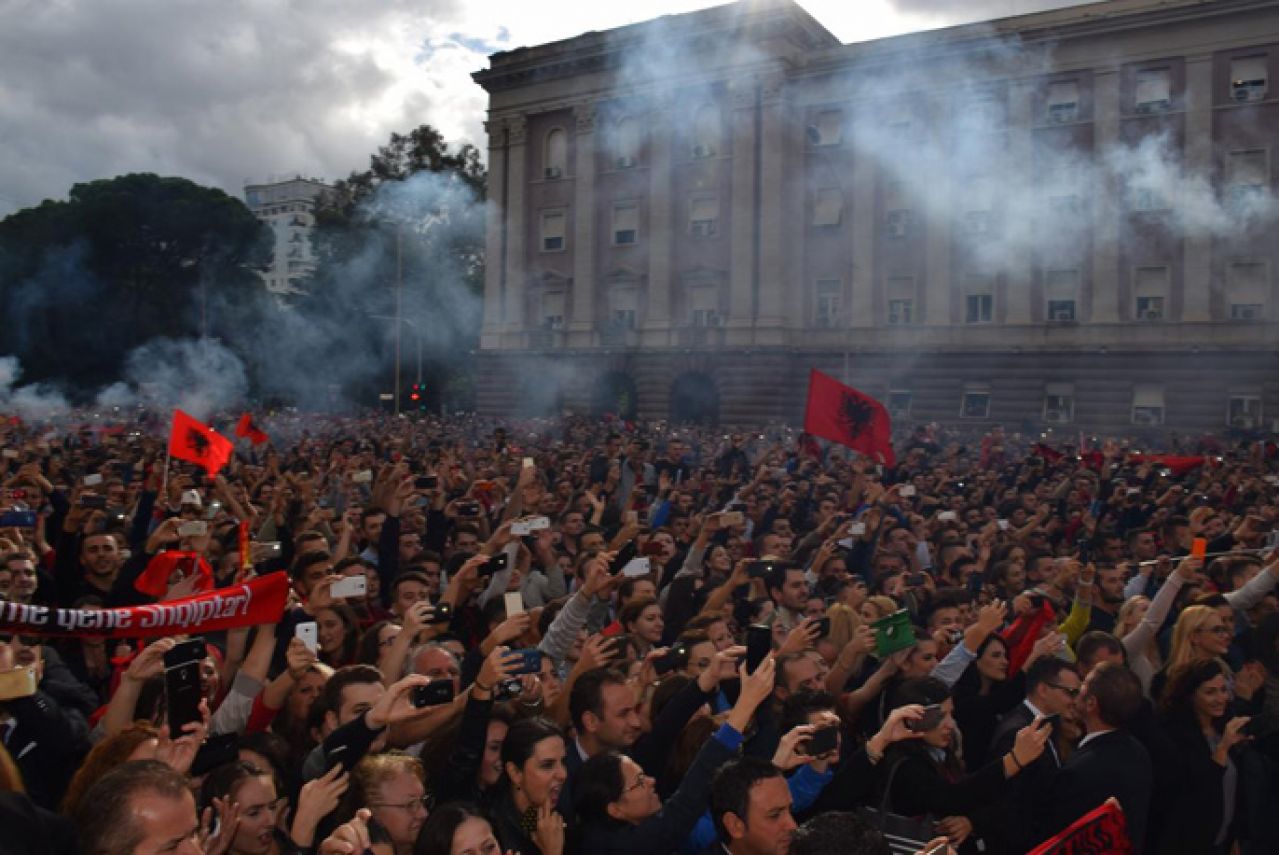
[394, 224, 403, 416]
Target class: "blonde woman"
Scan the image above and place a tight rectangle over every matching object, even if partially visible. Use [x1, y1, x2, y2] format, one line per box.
[1152, 603, 1232, 704]
[860, 595, 898, 625]
[1114, 556, 1196, 696]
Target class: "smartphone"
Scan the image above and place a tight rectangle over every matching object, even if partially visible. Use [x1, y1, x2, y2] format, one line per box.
[294, 621, 318, 652]
[0, 511, 36, 528]
[79, 494, 107, 509]
[610, 541, 639, 575]
[83, 473, 103, 486]
[621, 556, 652, 578]
[899, 484, 916, 497]
[411, 679, 455, 708]
[813, 617, 831, 637]
[997, 519, 1010, 531]
[426, 602, 452, 624]
[1191, 537, 1207, 559]
[504, 591, 525, 617]
[508, 648, 543, 676]
[906, 703, 944, 732]
[654, 643, 690, 676]
[0, 666, 38, 701]
[178, 520, 208, 538]
[479, 552, 508, 578]
[1267, 530, 1279, 550]
[937, 511, 958, 522]
[611, 634, 634, 660]
[511, 516, 550, 536]
[191, 732, 240, 777]
[457, 501, 481, 517]
[415, 475, 438, 490]
[330, 575, 368, 599]
[849, 522, 866, 537]
[907, 573, 928, 586]
[641, 541, 665, 557]
[352, 470, 373, 484]
[721, 511, 744, 527]
[163, 640, 205, 736]
[747, 560, 777, 580]
[493, 678, 524, 702]
[746, 624, 772, 673]
[522, 457, 535, 469]
[1, 450, 18, 460]
[803, 724, 839, 756]
[1243, 711, 1279, 738]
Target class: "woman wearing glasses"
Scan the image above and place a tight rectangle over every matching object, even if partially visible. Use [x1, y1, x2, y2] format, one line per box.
[1151, 604, 1235, 705]
[354, 752, 432, 855]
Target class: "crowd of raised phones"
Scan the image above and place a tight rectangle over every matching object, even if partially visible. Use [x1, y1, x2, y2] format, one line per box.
[0, 412, 1276, 855]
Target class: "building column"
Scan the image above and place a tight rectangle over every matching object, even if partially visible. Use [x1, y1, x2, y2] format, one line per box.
[1091, 67, 1121, 323]
[1004, 79, 1035, 325]
[727, 77, 758, 344]
[570, 103, 597, 347]
[645, 93, 674, 344]
[848, 101, 876, 329]
[922, 95, 952, 326]
[502, 115, 528, 348]
[1182, 53, 1214, 322]
[481, 118, 507, 349]
[755, 72, 787, 345]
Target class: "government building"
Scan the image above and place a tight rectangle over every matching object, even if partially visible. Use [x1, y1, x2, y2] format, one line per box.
[472, 0, 1279, 431]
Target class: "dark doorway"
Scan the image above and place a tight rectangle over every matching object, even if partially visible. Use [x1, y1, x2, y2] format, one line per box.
[592, 371, 638, 420]
[669, 372, 719, 424]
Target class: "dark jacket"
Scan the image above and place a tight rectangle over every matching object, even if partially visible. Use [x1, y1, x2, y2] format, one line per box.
[577, 724, 740, 855]
[881, 744, 1009, 820]
[488, 785, 546, 855]
[0, 690, 92, 810]
[0, 791, 78, 855]
[1040, 730, 1152, 853]
[1152, 715, 1231, 854]
[434, 693, 495, 805]
[983, 702, 1062, 854]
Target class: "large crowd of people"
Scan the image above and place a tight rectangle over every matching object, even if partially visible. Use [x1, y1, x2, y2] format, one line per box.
[0, 411, 1276, 855]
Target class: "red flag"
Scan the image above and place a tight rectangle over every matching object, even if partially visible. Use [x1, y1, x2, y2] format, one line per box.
[1126, 453, 1206, 477]
[803, 369, 896, 467]
[1028, 798, 1131, 854]
[168, 410, 233, 474]
[235, 412, 269, 445]
[134, 550, 214, 598]
[1033, 443, 1064, 463]
[1001, 600, 1055, 676]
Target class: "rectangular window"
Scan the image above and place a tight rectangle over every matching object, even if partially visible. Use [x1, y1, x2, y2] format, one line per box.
[608, 286, 638, 332]
[1045, 269, 1079, 322]
[961, 392, 991, 419]
[688, 286, 719, 327]
[1226, 149, 1268, 209]
[812, 188, 843, 227]
[1231, 55, 1268, 102]
[1134, 68, 1172, 112]
[812, 110, 843, 146]
[540, 210, 566, 252]
[1134, 266, 1168, 320]
[965, 293, 993, 324]
[689, 197, 719, 237]
[540, 291, 566, 329]
[1043, 385, 1075, 424]
[885, 181, 911, 236]
[1046, 80, 1080, 123]
[887, 276, 914, 325]
[1228, 261, 1267, 319]
[1132, 385, 1165, 425]
[814, 279, 841, 328]
[612, 203, 639, 246]
[888, 391, 912, 417]
[1228, 396, 1263, 430]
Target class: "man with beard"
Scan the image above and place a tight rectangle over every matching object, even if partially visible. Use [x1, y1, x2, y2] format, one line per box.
[1084, 565, 1127, 634]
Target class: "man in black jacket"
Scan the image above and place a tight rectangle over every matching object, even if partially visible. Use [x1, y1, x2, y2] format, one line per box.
[1039, 663, 1152, 853]
[984, 656, 1081, 853]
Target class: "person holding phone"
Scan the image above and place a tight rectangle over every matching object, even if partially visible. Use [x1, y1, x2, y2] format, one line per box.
[878, 677, 1051, 851]
[314, 605, 361, 669]
[1152, 659, 1251, 854]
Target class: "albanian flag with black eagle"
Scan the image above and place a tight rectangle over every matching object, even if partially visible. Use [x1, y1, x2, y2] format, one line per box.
[803, 369, 896, 468]
[168, 410, 234, 475]
[235, 412, 270, 445]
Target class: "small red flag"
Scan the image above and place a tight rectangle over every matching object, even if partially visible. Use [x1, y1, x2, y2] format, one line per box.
[1028, 798, 1131, 854]
[134, 550, 214, 598]
[168, 410, 234, 475]
[235, 412, 269, 446]
[803, 369, 896, 468]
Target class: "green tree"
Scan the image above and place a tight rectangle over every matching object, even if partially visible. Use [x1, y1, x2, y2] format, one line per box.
[0, 174, 269, 386]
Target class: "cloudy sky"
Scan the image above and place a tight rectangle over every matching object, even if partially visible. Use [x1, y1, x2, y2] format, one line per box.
[0, 0, 1087, 217]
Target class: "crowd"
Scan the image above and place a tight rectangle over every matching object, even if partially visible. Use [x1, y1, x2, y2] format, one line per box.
[0, 411, 1276, 855]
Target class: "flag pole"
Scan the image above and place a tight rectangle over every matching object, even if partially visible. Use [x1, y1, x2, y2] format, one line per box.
[159, 447, 172, 503]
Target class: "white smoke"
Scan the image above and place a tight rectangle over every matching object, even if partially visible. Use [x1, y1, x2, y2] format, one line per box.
[0, 356, 71, 421]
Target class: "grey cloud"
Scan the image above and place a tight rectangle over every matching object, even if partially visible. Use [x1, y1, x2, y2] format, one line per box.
[0, 0, 481, 215]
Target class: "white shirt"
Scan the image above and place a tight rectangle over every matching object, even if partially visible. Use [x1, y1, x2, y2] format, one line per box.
[1078, 728, 1116, 749]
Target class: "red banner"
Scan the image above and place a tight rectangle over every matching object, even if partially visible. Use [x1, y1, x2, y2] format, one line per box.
[0, 572, 288, 639]
[1028, 799, 1131, 855]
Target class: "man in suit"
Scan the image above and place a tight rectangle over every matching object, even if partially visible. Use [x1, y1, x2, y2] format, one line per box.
[980, 657, 1083, 853]
[1039, 663, 1152, 853]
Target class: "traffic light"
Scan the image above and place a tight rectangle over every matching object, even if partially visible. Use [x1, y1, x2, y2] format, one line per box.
[408, 384, 426, 411]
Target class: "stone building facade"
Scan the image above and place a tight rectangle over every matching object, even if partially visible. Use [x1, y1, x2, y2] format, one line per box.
[472, 0, 1279, 431]
[244, 178, 328, 297]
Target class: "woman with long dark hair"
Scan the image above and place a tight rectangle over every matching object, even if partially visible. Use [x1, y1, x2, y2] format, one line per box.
[485, 717, 567, 855]
[1153, 659, 1252, 854]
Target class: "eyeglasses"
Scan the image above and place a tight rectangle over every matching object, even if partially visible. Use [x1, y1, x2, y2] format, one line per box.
[370, 794, 435, 813]
[623, 772, 649, 795]
[1046, 682, 1080, 698]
